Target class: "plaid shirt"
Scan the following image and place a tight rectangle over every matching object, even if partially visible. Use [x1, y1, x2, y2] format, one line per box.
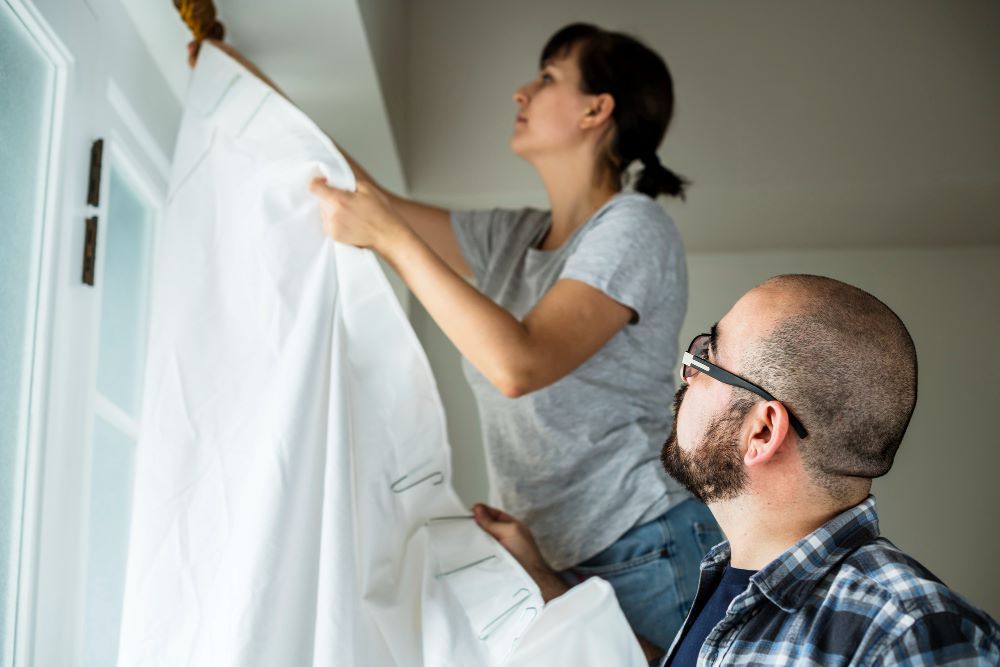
[659, 496, 1000, 666]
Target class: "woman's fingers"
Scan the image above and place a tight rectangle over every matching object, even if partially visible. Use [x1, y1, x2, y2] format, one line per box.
[309, 176, 351, 203]
[309, 177, 366, 243]
[308, 176, 332, 197]
[472, 504, 509, 540]
[473, 503, 519, 531]
[472, 504, 555, 580]
[307, 176, 400, 250]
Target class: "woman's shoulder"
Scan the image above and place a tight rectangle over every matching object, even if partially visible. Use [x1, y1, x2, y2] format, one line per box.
[587, 191, 681, 245]
[604, 191, 672, 219]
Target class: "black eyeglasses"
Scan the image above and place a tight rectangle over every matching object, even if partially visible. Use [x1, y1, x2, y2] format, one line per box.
[680, 333, 809, 439]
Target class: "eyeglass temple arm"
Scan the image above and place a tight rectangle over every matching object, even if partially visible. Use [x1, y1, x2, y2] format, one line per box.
[699, 361, 810, 439]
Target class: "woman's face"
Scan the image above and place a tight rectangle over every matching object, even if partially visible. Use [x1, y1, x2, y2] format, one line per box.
[510, 47, 598, 160]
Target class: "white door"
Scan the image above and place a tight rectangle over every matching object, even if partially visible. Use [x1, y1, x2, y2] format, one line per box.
[1, 0, 179, 664]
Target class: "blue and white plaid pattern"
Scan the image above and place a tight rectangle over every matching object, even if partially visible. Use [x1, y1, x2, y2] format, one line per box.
[659, 496, 1000, 666]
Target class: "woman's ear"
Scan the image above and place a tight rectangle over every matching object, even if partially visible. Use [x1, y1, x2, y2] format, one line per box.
[581, 93, 615, 128]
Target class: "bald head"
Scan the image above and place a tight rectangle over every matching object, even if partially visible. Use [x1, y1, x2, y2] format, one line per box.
[731, 275, 918, 499]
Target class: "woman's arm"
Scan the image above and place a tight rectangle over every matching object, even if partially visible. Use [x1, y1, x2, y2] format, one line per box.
[309, 179, 633, 397]
[379, 194, 471, 278]
[331, 147, 470, 276]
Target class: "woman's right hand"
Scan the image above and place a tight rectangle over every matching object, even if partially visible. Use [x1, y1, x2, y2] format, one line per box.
[472, 503, 569, 602]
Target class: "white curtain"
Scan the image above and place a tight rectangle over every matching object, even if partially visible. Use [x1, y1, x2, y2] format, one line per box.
[117, 43, 542, 667]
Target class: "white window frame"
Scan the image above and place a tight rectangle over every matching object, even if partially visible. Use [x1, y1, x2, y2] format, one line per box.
[3, 1, 72, 665]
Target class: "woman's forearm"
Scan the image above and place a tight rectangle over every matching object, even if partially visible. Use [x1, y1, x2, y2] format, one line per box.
[379, 228, 537, 397]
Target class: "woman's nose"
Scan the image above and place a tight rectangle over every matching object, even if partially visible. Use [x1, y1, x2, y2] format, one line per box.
[512, 87, 528, 107]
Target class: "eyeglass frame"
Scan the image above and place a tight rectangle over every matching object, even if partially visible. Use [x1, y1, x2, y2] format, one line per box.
[680, 333, 809, 439]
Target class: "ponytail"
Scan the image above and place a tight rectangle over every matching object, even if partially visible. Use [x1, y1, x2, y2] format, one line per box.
[635, 153, 688, 200]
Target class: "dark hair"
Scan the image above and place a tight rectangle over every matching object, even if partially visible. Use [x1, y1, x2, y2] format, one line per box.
[740, 275, 918, 500]
[540, 23, 689, 200]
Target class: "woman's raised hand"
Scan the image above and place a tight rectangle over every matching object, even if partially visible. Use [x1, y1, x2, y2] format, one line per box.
[309, 177, 409, 253]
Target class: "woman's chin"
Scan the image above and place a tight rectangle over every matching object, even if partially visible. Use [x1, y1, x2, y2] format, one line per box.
[509, 135, 534, 160]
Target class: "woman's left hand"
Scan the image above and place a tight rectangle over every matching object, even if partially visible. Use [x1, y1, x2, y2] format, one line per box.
[308, 176, 406, 253]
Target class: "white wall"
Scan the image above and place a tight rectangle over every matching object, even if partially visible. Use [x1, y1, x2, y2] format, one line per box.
[410, 244, 1000, 619]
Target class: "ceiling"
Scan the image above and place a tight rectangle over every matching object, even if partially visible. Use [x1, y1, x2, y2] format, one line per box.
[126, 0, 1000, 252]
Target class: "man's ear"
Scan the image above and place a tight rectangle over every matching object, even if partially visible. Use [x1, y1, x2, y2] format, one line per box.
[581, 93, 615, 128]
[744, 401, 791, 467]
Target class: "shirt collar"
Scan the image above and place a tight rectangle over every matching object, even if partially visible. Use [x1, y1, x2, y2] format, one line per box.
[700, 495, 881, 613]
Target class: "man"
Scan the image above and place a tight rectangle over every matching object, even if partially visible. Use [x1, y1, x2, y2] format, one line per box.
[474, 274, 1000, 665]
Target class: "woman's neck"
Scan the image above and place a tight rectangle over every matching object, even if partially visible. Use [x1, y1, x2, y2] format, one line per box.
[534, 149, 619, 250]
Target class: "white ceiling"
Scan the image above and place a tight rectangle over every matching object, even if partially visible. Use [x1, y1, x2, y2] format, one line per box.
[125, 0, 1000, 252]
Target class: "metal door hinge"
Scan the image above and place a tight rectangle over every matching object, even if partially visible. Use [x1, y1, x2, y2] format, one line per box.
[86, 138, 103, 207]
[82, 138, 103, 286]
[82, 216, 98, 286]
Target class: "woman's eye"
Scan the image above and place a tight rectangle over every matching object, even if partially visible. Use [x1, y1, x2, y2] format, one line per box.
[540, 73, 553, 83]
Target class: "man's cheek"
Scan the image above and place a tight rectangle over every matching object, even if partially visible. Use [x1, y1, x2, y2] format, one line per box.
[675, 397, 700, 453]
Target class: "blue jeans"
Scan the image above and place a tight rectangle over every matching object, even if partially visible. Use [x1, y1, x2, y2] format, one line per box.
[560, 498, 724, 651]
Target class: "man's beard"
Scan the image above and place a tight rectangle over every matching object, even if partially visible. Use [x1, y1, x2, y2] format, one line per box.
[660, 384, 750, 503]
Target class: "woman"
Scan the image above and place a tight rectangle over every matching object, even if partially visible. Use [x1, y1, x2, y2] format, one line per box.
[199, 23, 721, 651]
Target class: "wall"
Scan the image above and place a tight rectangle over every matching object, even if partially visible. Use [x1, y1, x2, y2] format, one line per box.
[404, 0, 1000, 253]
[410, 244, 1000, 618]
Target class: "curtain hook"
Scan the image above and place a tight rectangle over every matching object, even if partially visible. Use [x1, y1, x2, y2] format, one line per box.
[390, 470, 443, 493]
[434, 555, 497, 579]
[478, 588, 532, 641]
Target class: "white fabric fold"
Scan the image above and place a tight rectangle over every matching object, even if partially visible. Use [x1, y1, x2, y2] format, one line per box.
[507, 578, 646, 667]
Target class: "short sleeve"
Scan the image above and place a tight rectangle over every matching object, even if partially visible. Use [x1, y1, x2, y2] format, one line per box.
[451, 206, 549, 283]
[558, 197, 685, 324]
[450, 208, 496, 280]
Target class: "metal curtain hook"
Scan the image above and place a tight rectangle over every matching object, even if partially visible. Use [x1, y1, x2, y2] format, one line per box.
[390, 470, 443, 493]
[511, 606, 539, 644]
[478, 588, 532, 641]
[434, 554, 497, 580]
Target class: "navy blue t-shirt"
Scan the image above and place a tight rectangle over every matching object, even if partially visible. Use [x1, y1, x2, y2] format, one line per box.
[665, 566, 756, 666]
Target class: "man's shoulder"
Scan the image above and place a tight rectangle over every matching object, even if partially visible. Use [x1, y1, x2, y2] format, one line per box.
[814, 537, 1000, 661]
[835, 537, 977, 616]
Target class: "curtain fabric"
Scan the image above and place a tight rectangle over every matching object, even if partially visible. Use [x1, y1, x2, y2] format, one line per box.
[117, 43, 540, 666]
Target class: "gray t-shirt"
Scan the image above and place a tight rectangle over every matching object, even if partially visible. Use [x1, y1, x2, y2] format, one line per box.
[450, 191, 691, 570]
